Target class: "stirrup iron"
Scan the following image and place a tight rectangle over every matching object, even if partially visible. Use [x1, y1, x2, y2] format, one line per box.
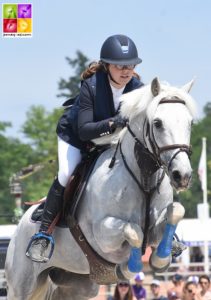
[26, 232, 55, 263]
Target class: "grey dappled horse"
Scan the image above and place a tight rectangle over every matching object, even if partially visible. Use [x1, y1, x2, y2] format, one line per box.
[5, 78, 196, 300]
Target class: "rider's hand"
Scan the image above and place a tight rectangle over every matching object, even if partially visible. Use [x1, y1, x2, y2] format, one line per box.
[109, 114, 128, 132]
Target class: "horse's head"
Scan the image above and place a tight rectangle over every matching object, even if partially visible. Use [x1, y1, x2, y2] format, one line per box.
[120, 77, 197, 192]
[147, 78, 197, 191]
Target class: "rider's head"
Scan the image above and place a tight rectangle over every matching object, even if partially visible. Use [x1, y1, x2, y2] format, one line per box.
[81, 34, 142, 84]
[100, 34, 142, 87]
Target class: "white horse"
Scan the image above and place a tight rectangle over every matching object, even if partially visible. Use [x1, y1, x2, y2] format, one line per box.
[5, 78, 196, 300]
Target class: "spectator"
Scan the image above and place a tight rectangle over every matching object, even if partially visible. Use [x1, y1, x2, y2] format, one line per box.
[112, 280, 135, 300]
[167, 274, 184, 300]
[187, 276, 199, 285]
[150, 279, 168, 300]
[132, 272, 146, 300]
[190, 247, 204, 272]
[198, 275, 211, 300]
[182, 281, 200, 300]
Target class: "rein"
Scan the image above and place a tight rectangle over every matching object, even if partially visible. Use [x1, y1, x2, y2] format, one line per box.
[119, 141, 165, 254]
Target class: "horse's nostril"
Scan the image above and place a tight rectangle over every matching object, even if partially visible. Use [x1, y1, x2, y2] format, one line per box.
[172, 170, 181, 182]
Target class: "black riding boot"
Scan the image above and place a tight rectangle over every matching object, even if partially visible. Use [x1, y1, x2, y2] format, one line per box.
[40, 177, 64, 233]
[26, 177, 65, 263]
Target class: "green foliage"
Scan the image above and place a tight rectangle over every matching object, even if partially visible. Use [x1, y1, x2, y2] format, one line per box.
[57, 50, 90, 99]
[0, 127, 37, 223]
[22, 105, 62, 159]
[203, 102, 211, 116]
[0, 121, 12, 131]
[20, 106, 61, 206]
[179, 103, 211, 218]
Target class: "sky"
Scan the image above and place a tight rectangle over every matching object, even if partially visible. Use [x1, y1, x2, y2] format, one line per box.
[0, 0, 211, 139]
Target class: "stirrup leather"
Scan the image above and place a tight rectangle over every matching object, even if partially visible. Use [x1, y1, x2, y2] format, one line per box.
[26, 232, 55, 263]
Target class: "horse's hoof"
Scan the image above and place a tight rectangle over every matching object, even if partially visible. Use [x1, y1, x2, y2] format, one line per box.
[149, 257, 171, 273]
[149, 251, 172, 273]
[115, 263, 135, 281]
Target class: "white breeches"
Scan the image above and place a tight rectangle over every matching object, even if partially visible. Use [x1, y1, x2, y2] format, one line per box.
[57, 137, 82, 187]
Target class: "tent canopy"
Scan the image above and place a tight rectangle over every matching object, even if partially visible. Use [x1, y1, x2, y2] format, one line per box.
[176, 218, 211, 246]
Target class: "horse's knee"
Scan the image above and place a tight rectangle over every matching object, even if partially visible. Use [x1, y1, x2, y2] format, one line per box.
[124, 223, 143, 247]
[167, 202, 185, 225]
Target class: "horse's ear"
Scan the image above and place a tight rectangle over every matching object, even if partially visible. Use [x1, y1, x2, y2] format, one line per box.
[151, 77, 160, 97]
[182, 78, 195, 93]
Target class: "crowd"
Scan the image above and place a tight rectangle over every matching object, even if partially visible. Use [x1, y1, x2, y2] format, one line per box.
[108, 272, 211, 300]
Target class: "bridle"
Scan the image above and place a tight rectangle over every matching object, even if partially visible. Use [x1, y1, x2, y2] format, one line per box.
[110, 96, 192, 177]
[143, 97, 192, 172]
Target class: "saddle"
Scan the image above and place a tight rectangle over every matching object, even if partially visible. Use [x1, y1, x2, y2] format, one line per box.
[31, 147, 104, 227]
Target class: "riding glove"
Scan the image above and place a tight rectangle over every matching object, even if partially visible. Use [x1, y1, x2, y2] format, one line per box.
[109, 114, 128, 132]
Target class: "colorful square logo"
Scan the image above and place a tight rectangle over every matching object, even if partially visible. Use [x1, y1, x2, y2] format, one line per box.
[2, 3, 32, 38]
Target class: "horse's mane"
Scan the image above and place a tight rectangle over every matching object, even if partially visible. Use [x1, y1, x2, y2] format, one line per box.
[120, 84, 152, 121]
[93, 80, 197, 146]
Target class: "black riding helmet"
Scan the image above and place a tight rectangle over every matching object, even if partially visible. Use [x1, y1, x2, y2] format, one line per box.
[100, 34, 142, 65]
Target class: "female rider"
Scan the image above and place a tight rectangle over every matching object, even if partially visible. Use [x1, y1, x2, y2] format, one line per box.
[26, 34, 143, 263]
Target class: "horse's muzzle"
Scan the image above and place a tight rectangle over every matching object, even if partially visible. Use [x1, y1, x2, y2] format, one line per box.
[171, 169, 192, 191]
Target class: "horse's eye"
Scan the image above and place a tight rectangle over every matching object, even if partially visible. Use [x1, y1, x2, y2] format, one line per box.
[154, 118, 163, 129]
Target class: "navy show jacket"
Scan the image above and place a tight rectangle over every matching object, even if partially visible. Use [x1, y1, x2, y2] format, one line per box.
[56, 70, 143, 150]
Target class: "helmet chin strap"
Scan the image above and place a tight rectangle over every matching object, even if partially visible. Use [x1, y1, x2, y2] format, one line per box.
[101, 62, 121, 86]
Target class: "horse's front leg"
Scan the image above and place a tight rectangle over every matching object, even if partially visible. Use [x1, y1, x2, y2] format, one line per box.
[93, 217, 144, 278]
[150, 202, 185, 272]
[93, 217, 143, 252]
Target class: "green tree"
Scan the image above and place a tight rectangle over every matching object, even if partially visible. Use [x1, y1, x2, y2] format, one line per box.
[179, 105, 211, 217]
[22, 105, 61, 158]
[19, 51, 91, 204]
[0, 122, 36, 223]
[0, 51, 90, 223]
[203, 102, 211, 116]
[20, 106, 61, 202]
[57, 50, 90, 99]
